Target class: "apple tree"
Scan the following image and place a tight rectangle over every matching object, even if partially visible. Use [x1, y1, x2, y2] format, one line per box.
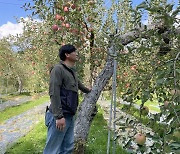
[20, 0, 179, 153]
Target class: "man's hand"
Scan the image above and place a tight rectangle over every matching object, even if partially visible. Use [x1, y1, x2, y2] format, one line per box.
[87, 87, 92, 93]
[56, 118, 66, 131]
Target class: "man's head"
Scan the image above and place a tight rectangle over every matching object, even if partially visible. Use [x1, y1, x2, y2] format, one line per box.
[59, 44, 77, 61]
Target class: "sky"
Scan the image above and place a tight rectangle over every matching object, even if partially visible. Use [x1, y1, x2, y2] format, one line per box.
[0, 0, 179, 39]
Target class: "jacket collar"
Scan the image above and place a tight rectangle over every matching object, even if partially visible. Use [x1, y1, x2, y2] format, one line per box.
[60, 61, 76, 72]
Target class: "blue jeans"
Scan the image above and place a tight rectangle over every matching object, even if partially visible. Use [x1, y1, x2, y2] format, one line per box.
[43, 111, 74, 154]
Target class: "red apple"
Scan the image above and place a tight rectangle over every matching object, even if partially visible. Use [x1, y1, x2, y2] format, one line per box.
[130, 65, 137, 71]
[55, 14, 62, 20]
[70, 28, 78, 34]
[134, 133, 146, 145]
[77, 6, 81, 11]
[52, 24, 59, 31]
[123, 72, 128, 76]
[58, 27, 62, 31]
[65, 23, 70, 28]
[71, 4, 76, 9]
[60, 16, 65, 21]
[125, 83, 130, 88]
[157, 61, 161, 64]
[61, 22, 66, 27]
[64, 6, 69, 12]
[117, 75, 121, 79]
[55, 14, 65, 21]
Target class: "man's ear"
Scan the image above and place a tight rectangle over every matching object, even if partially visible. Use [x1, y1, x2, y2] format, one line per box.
[65, 53, 69, 58]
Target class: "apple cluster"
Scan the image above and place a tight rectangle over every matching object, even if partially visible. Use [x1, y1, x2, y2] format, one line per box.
[52, 2, 82, 32]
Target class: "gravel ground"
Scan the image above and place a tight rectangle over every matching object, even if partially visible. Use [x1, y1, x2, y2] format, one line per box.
[0, 101, 50, 154]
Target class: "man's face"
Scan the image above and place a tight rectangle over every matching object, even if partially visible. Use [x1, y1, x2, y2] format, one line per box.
[65, 51, 78, 62]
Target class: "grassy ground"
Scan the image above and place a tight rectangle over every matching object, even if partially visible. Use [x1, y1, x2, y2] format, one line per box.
[5, 118, 46, 154]
[0, 95, 49, 124]
[135, 99, 161, 113]
[85, 108, 127, 154]
[6, 108, 127, 154]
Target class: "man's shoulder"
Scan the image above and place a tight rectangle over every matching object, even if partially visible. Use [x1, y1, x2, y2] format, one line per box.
[51, 63, 64, 72]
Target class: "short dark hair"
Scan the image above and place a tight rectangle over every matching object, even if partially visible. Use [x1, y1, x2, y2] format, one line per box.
[59, 44, 76, 61]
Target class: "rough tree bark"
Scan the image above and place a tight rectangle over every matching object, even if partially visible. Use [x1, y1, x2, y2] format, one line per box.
[74, 47, 114, 153]
[74, 24, 179, 153]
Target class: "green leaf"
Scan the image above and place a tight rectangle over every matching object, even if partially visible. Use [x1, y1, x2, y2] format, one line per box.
[166, 4, 174, 12]
[156, 78, 164, 84]
[169, 142, 180, 150]
[176, 69, 180, 74]
[137, 2, 148, 9]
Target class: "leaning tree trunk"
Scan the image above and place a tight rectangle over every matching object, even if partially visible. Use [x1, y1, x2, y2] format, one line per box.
[74, 51, 114, 153]
[74, 24, 175, 153]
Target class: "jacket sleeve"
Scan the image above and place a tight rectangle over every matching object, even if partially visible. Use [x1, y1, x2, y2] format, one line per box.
[49, 65, 64, 119]
[78, 80, 91, 93]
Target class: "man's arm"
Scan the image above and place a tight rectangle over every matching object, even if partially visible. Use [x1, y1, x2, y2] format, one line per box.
[49, 66, 64, 119]
[78, 80, 91, 93]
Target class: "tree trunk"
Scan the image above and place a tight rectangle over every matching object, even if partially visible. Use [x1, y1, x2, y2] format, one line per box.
[17, 75, 23, 94]
[74, 44, 115, 153]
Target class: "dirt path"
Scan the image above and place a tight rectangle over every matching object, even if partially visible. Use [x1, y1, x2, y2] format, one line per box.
[0, 101, 50, 154]
[0, 92, 47, 112]
[0, 96, 33, 112]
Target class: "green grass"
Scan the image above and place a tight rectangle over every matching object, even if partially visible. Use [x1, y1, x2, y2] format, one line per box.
[6, 108, 128, 154]
[0, 95, 49, 124]
[135, 99, 161, 113]
[5, 118, 46, 154]
[85, 108, 128, 154]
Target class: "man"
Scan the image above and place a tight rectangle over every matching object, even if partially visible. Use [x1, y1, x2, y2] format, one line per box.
[44, 44, 91, 154]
